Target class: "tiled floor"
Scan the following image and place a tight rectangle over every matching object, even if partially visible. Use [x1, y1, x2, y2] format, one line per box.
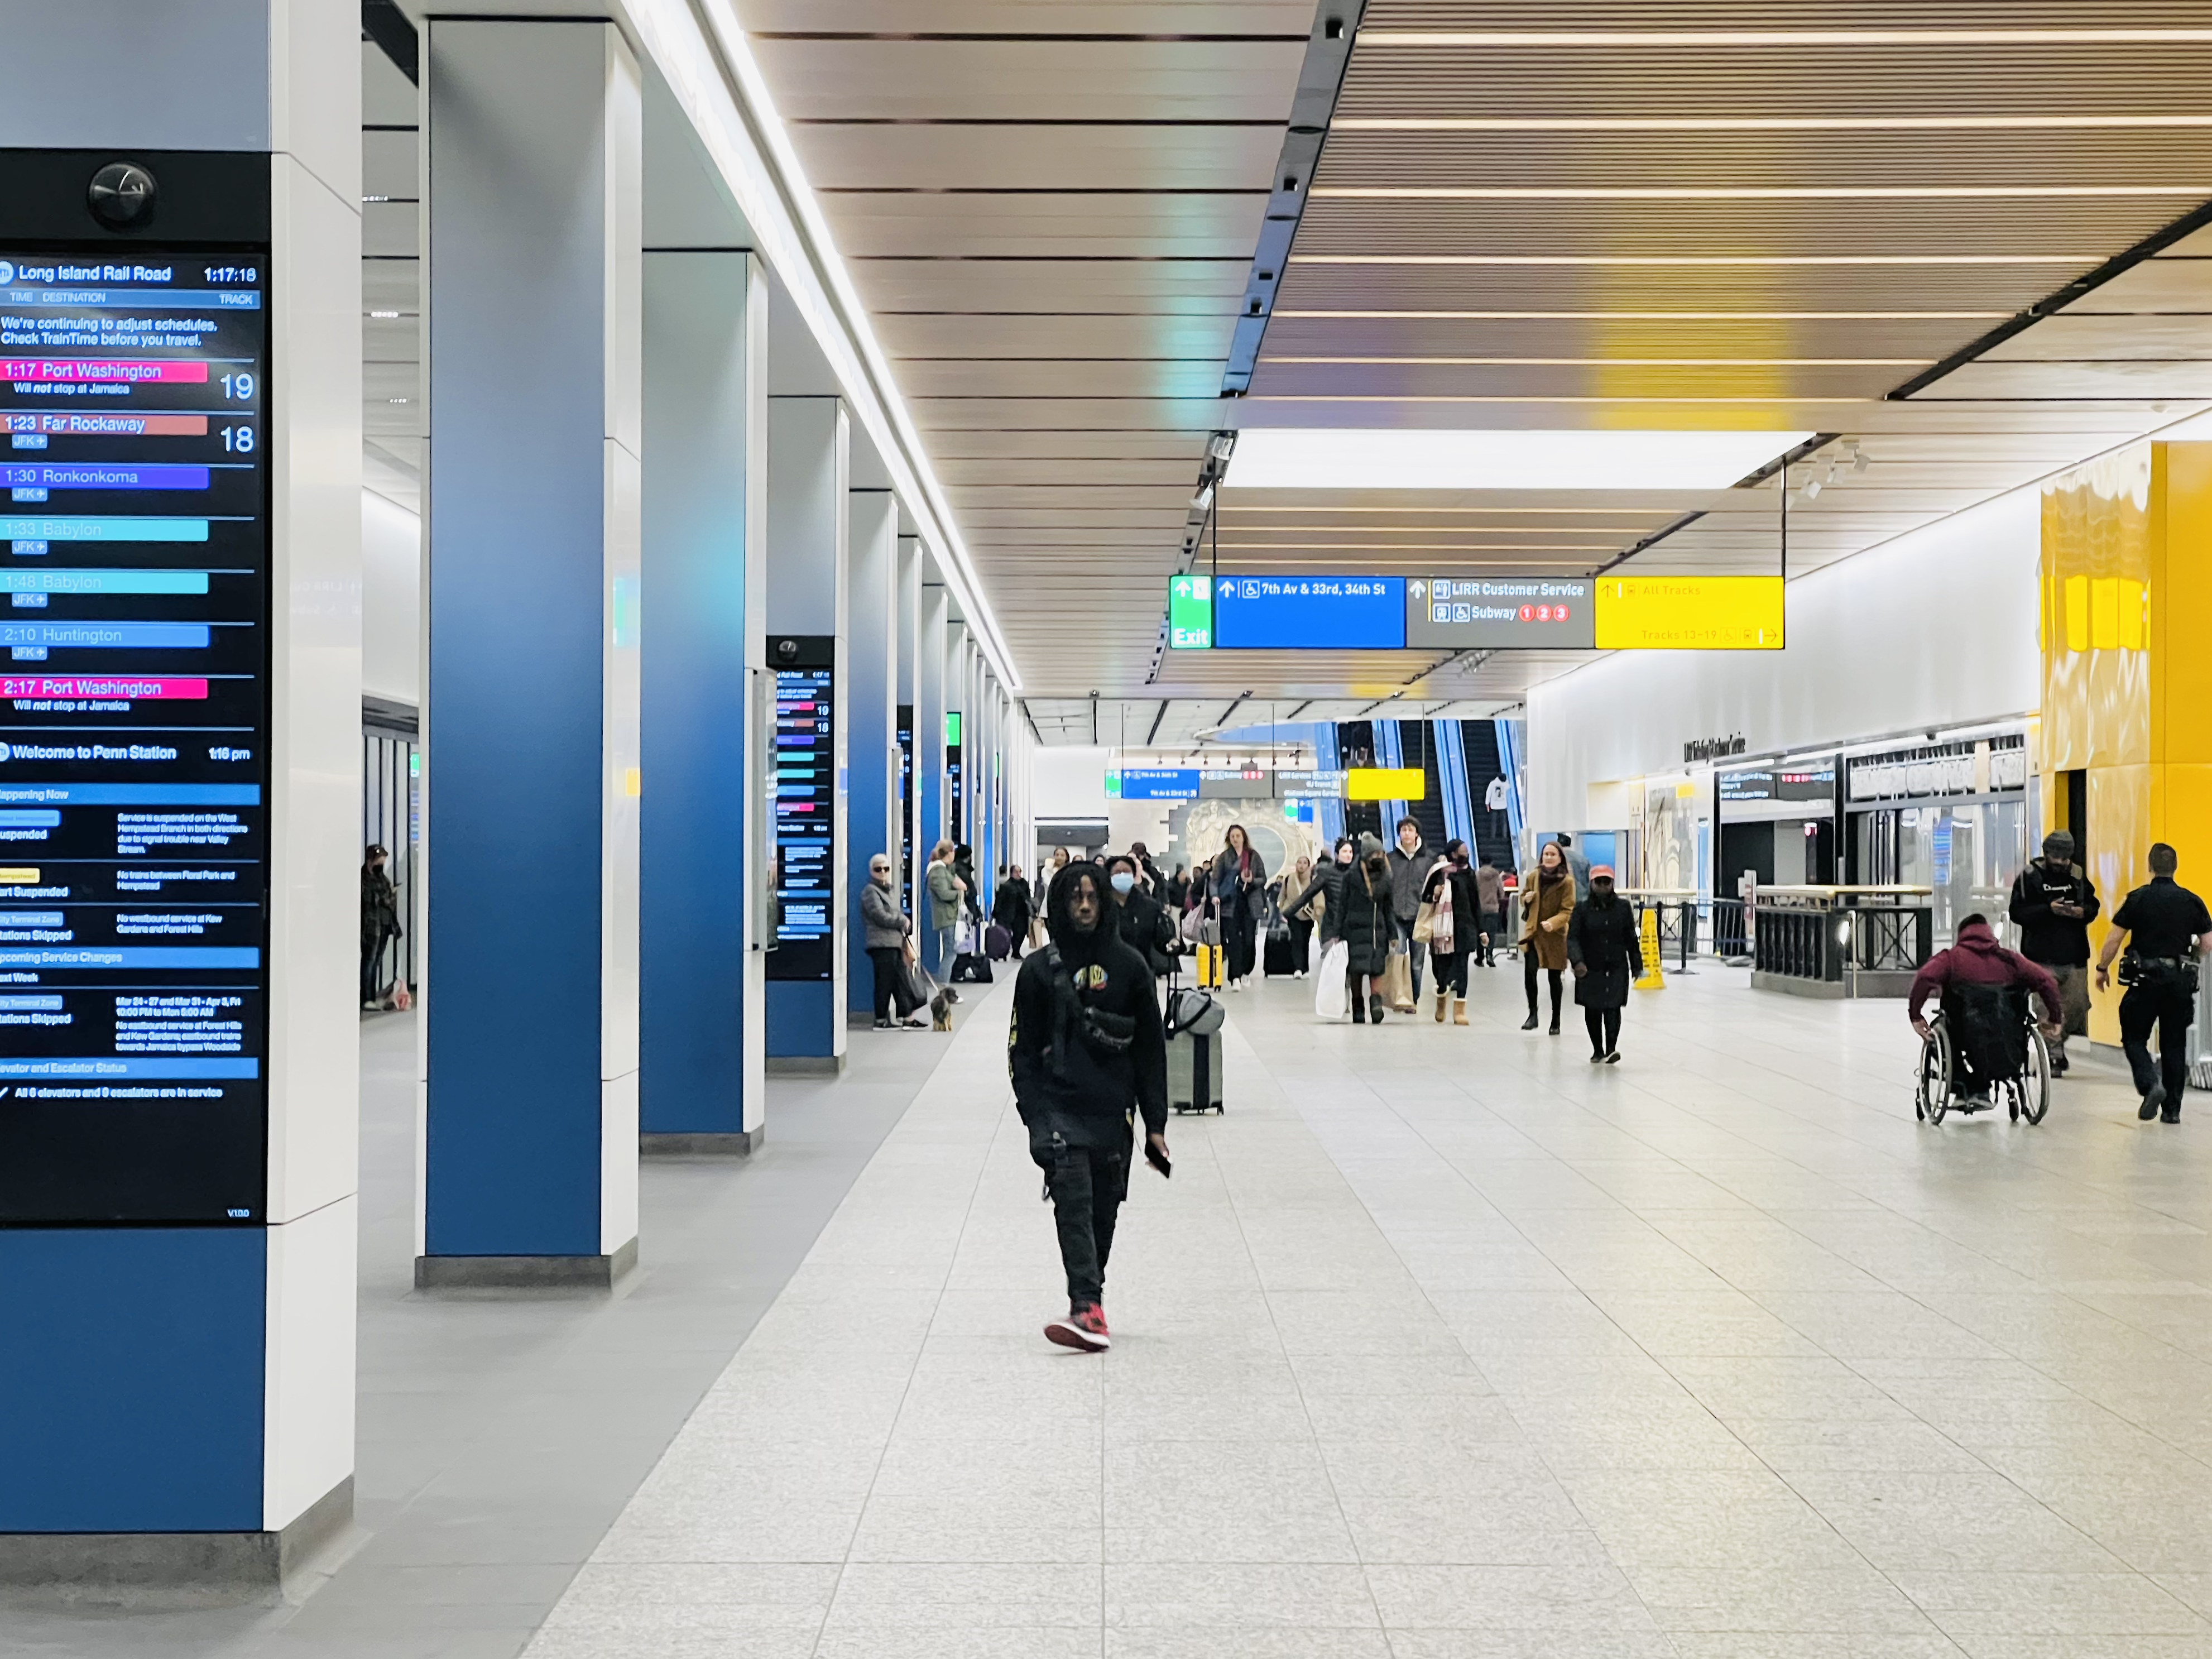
[14, 960, 2212, 1658]
[519, 960, 2212, 1659]
[3, 1009, 944, 1658]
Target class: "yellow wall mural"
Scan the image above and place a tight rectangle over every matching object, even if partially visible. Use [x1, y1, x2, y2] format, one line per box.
[2039, 441, 2212, 1043]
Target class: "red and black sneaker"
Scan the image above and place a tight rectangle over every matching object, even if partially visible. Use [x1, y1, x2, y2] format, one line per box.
[1044, 1303, 1111, 1352]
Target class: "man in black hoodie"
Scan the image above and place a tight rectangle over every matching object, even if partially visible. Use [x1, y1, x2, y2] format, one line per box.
[2007, 829, 2099, 1076]
[1009, 860, 1171, 1351]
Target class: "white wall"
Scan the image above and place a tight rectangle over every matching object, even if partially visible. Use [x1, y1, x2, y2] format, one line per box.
[1528, 487, 2042, 829]
[1033, 745, 1111, 818]
[362, 488, 422, 706]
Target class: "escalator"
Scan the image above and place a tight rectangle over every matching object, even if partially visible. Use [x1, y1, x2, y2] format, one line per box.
[1461, 720, 1514, 869]
[1407, 722, 1450, 853]
[1337, 719, 1381, 844]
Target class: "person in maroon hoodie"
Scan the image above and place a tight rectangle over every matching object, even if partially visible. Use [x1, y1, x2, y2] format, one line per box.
[1909, 914, 2064, 1102]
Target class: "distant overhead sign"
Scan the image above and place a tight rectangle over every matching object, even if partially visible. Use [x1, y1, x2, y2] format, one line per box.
[1215, 574, 1403, 649]
[1595, 577, 1784, 651]
[1407, 577, 1594, 650]
[1165, 572, 1783, 652]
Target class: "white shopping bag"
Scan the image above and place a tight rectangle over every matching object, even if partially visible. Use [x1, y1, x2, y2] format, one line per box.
[1313, 939, 1349, 1019]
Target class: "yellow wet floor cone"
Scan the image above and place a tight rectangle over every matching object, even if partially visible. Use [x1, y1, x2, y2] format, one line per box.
[1634, 904, 1666, 990]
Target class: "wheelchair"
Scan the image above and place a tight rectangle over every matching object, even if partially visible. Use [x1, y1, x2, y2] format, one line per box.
[1916, 982, 2051, 1126]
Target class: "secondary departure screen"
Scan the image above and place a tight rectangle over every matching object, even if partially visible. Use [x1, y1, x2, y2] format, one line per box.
[769, 639, 834, 981]
[0, 245, 271, 1225]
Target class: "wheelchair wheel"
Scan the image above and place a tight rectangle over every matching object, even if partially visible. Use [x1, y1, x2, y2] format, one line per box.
[1917, 1024, 1952, 1125]
[2014, 1027, 2052, 1125]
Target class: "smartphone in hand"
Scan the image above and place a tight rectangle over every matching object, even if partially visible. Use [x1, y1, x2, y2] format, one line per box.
[1145, 1137, 1172, 1178]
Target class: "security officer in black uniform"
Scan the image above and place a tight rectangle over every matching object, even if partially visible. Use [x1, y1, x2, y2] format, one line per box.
[2094, 841, 2212, 1123]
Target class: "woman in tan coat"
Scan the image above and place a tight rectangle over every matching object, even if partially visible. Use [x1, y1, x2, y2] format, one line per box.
[1520, 840, 1575, 1034]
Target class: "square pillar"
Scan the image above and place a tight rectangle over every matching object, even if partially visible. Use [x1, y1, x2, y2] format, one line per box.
[917, 575, 949, 973]
[896, 536, 921, 915]
[639, 251, 766, 1150]
[765, 397, 849, 1069]
[420, 20, 642, 1286]
[847, 492, 899, 1015]
[0, 0, 360, 1581]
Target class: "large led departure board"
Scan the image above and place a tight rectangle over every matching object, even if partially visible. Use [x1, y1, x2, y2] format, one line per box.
[0, 205, 271, 1222]
[768, 637, 834, 981]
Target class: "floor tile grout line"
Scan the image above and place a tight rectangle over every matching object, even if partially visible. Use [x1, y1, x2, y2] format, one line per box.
[1212, 1009, 1690, 1643]
[795, 986, 1016, 1659]
[1249, 976, 2210, 1639]
[1231, 995, 1904, 1652]
[1348, 996, 2212, 1485]
[1196, 1068, 1392, 1633]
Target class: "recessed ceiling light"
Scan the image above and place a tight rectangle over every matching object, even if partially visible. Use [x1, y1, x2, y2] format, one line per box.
[1335, 115, 2212, 131]
[387, 397, 410, 404]
[1277, 309, 2008, 320]
[1226, 429, 1814, 492]
[1293, 254, 2093, 267]
[1309, 185, 2211, 200]
[368, 309, 401, 318]
[1261, 356, 1932, 367]
[1357, 28, 2212, 45]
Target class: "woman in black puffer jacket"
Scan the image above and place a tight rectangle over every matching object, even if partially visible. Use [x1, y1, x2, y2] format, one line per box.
[1333, 835, 1397, 1025]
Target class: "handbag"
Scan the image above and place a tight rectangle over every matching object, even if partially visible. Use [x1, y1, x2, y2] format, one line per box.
[1314, 939, 1349, 1019]
[1381, 940, 1417, 1011]
[1412, 900, 1436, 945]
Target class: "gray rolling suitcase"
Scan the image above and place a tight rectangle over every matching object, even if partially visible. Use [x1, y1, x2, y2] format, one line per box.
[1165, 985, 1225, 1115]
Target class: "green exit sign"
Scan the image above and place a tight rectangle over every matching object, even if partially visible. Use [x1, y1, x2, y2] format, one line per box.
[945, 711, 962, 746]
[1168, 574, 1212, 650]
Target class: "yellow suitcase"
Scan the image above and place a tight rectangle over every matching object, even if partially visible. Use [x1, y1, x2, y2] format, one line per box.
[1194, 942, 1223, 989]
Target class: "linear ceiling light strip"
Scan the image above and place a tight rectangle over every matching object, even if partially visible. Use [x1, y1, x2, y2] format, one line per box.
[632, 0, 1021, 688]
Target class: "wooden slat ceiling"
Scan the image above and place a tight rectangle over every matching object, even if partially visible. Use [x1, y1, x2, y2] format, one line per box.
[735, 3, 2212, 721]
[1201, 3, 2212, 712]
[733, 0, 1311, 688]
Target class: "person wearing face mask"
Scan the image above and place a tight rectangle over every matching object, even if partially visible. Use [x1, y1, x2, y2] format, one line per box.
[1332, 835, 1398, 1025]
[1520, 840, 1575, 1034]
[1284, 838, 1355, 947]
[860, 853, 925, 1029]
[1107, 853, 1177, 978]
[1566, 865, 1643, 1062]
[1420, 838, 1481, 1025]
[1010, 861, 1171, 1351]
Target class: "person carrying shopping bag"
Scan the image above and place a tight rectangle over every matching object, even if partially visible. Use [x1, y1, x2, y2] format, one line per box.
[1419, 839, 1481, 1025]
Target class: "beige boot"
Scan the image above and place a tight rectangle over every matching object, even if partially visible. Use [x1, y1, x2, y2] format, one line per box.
[1452, 999, 1469, 1025]
[1433, 989, 1449, 1022]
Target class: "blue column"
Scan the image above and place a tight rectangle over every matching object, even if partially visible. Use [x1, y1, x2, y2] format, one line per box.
[639, 250, 765, 1150]
[421, 20, 642, 1284]
[896, 537, 921, 916]
[917, 575, 948, 974]
[847, 491, 898, 1015]
[765, 397, 850, 1070]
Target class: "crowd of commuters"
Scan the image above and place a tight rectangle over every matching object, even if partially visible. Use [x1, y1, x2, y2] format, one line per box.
[838, 816, 2212, 1361]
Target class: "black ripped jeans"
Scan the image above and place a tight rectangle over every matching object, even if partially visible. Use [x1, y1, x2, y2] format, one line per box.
[1034, 1125, 1130, 1309]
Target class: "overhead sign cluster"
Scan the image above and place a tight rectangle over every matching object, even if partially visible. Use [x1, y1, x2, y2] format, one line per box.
[1167, 573, 1783, 653]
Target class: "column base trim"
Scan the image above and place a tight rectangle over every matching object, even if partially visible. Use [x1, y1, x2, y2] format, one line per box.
[765, 1054, 847, 1076]
[641, 1128, 764, 1157]
[0, 1475, 353, 1597]
[414, 1235, 638, 1291]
